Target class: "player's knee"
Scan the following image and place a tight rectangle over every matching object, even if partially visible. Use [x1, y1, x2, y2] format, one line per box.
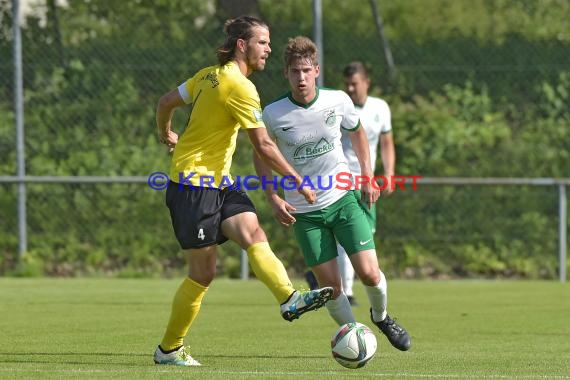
[188, 267, 216, 286]
[250, 225, 267, 242]
[240, 224, 267, 247]
[359, 268, 381, 286]
[189, 273, 215, 287]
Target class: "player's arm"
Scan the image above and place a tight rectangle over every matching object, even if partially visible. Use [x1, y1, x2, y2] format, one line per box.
[252, 148, 297, 226]
[379, 131, 396, 196]
[156, 89, 185, 149]
[348, 124, 380, 207]
[228, 83, 313, 203]
[248, 128, 315, 205]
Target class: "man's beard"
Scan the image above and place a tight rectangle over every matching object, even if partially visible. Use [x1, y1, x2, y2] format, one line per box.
[246, 50, 264, 72]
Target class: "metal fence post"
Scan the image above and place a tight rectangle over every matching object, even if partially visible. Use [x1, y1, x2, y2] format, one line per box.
[559, 184, 567, 282]
[240, 249, 249, 280]
[13, 0, 27, 260]
[369, 0, 396, 80]
[312, 0, 323, 87]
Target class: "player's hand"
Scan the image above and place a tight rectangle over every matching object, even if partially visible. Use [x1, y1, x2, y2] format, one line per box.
[297, 186, 317, 204]
[378, 175, 395, 197]
[269, 194, 297, 227]
[360, 181, 380, 209]
[159, 130, 178, 153]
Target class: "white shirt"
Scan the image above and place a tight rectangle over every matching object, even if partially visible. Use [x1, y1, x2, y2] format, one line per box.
[263, 88, 360, 213]
[341, 96, 392, 175]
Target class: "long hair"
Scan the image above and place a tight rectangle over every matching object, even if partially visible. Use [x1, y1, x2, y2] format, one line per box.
[217, 16, 269, 65]
[284, 36, 318, 68]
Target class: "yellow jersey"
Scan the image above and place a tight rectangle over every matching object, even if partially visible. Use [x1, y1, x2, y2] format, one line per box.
[170, 61, 265, 187]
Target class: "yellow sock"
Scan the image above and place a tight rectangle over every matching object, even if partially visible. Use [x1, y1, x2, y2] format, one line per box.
[247, 242, 295, 304]
[160, 277, 208, 351]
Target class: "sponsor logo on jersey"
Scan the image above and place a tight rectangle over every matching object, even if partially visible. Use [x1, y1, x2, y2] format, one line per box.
[201, 72, 219, 88]
[293, 138, 334, 160]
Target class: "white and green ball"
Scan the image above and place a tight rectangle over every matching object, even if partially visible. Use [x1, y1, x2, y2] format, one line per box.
[331, 322, 377, 369]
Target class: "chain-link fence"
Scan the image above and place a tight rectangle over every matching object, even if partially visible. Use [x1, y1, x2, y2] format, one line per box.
[1, 0, 569, 278]
[1, 178, 567, 280]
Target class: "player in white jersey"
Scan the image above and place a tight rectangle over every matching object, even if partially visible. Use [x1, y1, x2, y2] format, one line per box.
[336, 61, 396, 306]
[254, 36, 410, 351]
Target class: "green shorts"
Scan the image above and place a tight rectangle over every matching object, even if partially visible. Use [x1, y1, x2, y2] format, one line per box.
[293, 191, 376, 266]
[354, 190, 376, 233]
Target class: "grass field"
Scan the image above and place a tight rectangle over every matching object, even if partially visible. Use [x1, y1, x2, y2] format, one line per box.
[0, 278, 569, 379]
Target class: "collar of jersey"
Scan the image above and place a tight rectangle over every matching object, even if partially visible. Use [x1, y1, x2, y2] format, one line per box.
[288, 87, 320, 109]
[226, 61, 240, 73]
[354, 96, 369, 109]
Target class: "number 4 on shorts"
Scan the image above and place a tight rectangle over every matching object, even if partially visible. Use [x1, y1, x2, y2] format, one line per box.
[197, 229, 205, 240]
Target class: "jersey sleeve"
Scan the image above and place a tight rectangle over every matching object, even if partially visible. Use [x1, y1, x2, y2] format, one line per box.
[340, 91, 360, 131]
[177, 75, 197, 105]
[262, 108, 276, 139]
[226, 80, 266, 130]
[379, 99, 393, 134]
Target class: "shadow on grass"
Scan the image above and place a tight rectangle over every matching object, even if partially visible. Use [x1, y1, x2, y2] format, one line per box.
[0, 352, 328, 362]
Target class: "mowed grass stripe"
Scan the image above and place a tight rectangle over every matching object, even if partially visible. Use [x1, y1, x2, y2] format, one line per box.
[1, 367, 569, 379]
[0, 278, 568, 379]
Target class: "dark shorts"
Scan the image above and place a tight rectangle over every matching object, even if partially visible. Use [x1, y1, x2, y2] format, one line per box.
[166, 181, 256, 249]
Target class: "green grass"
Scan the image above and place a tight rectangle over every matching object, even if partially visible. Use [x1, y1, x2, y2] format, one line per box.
[0, 278, 569, 379]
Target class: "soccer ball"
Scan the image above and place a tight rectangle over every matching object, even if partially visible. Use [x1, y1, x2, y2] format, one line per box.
[331, 322, 377, 369]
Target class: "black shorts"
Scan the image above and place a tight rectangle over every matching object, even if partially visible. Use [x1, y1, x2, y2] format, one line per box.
[166, 181, 256, 249]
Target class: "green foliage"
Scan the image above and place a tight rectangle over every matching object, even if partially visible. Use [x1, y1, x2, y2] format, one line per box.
[393, 81, 512, 176]
[7, 252, 43, 277]
[0, 0, 568, 278]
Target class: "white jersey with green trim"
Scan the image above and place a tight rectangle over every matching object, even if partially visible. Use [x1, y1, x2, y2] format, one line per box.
[263, 87, 360, 213]
[341, 96, 392, 175]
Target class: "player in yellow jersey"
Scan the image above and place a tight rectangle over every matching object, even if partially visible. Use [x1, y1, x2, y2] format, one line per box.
[153, 16, 333, 367]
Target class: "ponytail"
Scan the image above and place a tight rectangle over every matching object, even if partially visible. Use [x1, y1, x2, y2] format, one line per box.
[217, 16, 269, 65]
